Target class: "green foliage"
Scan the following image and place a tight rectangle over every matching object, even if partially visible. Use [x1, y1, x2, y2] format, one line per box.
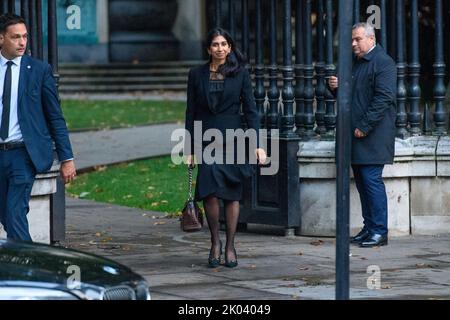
[66, 156, 199, 216]
[61, 100, 186, 130]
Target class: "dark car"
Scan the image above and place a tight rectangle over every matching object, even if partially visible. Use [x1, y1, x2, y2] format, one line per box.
[0, 239, 150, 300]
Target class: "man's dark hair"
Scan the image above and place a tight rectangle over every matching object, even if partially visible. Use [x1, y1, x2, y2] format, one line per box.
[0, 13, 26, 34]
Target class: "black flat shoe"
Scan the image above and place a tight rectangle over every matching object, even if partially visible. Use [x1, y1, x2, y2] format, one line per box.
[360, 233, 388, 248]
[208, 242, 222, 268]
[350, 229, 370, 244]
[224, 247, 238, 268]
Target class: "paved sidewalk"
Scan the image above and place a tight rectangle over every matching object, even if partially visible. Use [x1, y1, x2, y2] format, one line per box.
[64, 197, 450, 300]
[64, 124, 450, 300]
[70, 123, 183, 171]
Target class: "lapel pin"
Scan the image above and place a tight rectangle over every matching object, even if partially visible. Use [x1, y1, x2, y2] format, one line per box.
[27, 65, 31, 69]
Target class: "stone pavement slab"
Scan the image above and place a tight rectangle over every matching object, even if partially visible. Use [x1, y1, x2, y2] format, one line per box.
[64, 197, 450, 300]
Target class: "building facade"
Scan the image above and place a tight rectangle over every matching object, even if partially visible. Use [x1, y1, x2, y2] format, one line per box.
[57, 0, 207, 63]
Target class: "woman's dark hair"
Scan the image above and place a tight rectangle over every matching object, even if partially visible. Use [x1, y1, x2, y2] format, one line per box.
[206, 28, 246, 77]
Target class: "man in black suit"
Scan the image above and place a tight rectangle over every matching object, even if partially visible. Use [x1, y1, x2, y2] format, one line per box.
[0, 14, 76, 242]
[329, 22, 397, 247]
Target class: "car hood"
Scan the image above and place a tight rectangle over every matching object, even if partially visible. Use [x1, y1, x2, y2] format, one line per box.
[0, 239, 143, 288]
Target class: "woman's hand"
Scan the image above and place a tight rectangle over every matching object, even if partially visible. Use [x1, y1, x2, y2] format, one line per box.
[255, 148, 267, 165]
[186, 155, 196, 168]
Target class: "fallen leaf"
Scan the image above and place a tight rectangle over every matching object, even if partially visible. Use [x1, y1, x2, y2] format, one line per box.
[310, 240, 324, 246]
[416, 263, 434, 269]
[381, 285, 391, 289]
[154, 221, 166, 225]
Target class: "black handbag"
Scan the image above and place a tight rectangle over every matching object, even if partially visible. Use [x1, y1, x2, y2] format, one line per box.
[180, 165, 204, 232]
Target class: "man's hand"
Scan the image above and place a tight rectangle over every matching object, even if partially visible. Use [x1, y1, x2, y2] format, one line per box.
[255, 148, 267, 165]
[60, 160, 76, 184]
[329, 76, 338, 90]
[354, 128, 366, 138]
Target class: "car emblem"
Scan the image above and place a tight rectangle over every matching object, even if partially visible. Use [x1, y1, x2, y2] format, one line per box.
[103, 265, 119, 275]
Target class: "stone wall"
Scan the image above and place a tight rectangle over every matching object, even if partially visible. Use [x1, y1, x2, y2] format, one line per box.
[298, 136, 450, 237]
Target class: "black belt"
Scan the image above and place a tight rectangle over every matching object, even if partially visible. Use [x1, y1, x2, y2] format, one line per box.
[0, 141, 26, 151]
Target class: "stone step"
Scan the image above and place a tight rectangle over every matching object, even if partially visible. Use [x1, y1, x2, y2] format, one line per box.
[59, 68, 191, 76]
[59, 60, 204, 70]
[59, 83, 187, 92]
[57, 61, 284, 94]
[58, 61, 197, 94]
[61, 76, 188, 84]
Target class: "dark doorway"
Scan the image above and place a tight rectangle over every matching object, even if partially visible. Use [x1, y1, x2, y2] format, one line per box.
[108, 0, 180, 62]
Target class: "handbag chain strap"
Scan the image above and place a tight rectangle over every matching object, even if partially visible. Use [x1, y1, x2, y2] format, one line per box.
[188, 165, 193, 201]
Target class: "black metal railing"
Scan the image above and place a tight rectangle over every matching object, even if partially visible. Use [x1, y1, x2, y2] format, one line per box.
[212, 0, 448, 140]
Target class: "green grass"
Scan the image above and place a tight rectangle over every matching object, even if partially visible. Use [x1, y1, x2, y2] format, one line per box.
[66, 156, 199, 215]
[61, 100, 186, 131]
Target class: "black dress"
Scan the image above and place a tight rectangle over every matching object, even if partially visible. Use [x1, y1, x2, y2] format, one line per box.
[185, 64, 260, 202]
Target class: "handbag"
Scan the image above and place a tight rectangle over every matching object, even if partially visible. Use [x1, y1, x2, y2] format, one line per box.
[180, 165, 204, 232]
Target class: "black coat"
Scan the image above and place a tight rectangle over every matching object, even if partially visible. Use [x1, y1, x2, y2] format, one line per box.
[351, 45, 397, 165]
[185, 63, 260, 200]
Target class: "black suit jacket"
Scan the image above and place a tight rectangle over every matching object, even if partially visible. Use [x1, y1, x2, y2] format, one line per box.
[185, 63, 260, 154]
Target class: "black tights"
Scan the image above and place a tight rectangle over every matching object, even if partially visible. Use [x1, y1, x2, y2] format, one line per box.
[203, 196, 239, 262]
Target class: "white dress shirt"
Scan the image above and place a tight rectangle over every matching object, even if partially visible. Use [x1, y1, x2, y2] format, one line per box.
[0, 51, 22, 143]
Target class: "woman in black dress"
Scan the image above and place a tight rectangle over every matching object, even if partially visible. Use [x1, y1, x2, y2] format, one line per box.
[185, 28, 266, 268]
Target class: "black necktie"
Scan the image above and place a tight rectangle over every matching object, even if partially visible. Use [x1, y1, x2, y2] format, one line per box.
[0, 61, 13, 141]
[0, 61, 14, 141]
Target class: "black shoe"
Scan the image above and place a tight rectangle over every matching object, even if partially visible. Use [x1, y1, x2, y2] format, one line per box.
[224, 247, 238, 268]
[350, 229, 370, 244]
[208, 241, 222, 268]
[360, 233, 388, 248]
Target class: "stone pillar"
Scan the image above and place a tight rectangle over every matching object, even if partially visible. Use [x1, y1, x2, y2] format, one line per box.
[297, 136, 447, 237]
[0, 162, 59, 244]
[173, 0, 205, 60]
[411, 136, 450, 234]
